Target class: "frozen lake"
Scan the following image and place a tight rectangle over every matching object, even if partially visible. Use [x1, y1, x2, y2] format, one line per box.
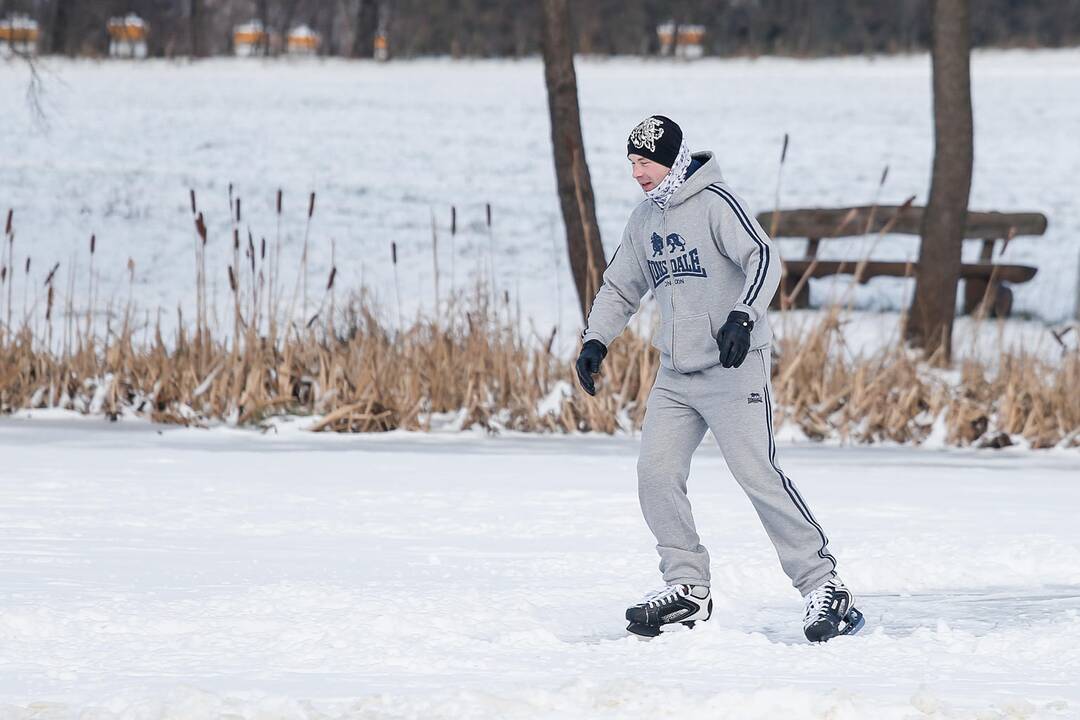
[1, 414, 1078, 717]
[1, 49, 1079, 347]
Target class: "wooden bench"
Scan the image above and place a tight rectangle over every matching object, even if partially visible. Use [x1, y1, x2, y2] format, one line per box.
[756, 205, 1047, 317]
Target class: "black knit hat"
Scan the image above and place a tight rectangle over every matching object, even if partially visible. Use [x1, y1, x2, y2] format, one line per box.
[627, 115, 682, 168]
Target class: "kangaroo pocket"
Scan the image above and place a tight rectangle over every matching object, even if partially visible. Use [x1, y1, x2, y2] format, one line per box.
[651, 312, 719, 373]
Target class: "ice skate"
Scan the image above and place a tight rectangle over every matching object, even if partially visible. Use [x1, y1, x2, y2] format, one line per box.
[803, 576, 864, 642]
[625, 584, 712, 637]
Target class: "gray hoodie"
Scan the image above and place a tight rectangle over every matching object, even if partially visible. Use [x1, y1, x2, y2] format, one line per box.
[582, 151, 780, 374]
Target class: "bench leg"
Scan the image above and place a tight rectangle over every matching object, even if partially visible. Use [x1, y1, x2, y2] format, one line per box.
[963, 279, 1013, 318]
[992, 286, 1013, 318]
[963, 278, 988, 315]
[771, 274, 810, 310]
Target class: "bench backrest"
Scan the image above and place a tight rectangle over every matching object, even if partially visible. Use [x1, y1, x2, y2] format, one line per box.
[757, 205, 1046, 240]
[756, 205, 1048, 261]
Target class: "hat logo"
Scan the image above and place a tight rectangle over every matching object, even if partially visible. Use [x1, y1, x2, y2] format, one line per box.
[629, 117, 665, 153]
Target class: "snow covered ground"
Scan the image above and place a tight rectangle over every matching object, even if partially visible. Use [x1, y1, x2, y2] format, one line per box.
[2, 49, 1079, 353]
[2, 414, 1079, 718]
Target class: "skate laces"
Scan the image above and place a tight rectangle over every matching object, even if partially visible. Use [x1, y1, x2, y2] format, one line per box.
[804, 579, 842, 622]
[642, 584, 686, 608]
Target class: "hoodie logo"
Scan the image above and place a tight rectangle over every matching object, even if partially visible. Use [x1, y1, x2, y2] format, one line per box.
[747, 392, 763, 404]
[647, 232, 707, 288]
[651, 234, 686, 256]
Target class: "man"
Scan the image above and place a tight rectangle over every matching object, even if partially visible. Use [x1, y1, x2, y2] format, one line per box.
[575, 115, 863, 642]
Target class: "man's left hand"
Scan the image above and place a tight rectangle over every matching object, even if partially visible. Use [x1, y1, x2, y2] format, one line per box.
[716, 311, 754, 368]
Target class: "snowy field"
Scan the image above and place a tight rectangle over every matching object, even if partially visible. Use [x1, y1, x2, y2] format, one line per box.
[2, 414, 1079, 719]
[2, 49, 1079, 351]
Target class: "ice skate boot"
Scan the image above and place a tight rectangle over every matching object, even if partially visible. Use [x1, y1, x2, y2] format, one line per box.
[625, 584, 712, 637]
[803, 576, 864, 642]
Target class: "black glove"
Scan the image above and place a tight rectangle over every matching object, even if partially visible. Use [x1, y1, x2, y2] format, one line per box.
[716, 311, 754, 369]
[575, 339, 608, 396]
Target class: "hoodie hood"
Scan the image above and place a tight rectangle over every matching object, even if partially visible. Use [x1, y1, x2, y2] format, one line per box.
[665, 151, 724, 210]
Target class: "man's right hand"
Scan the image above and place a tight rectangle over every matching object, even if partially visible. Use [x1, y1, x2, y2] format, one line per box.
[575, 339, 608, 396]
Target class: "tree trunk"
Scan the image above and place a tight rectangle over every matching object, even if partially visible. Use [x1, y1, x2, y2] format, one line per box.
[905, 0, 973, 362]
[321, 2, 336, 56]
[47, 0, 71, 55]
[282, 0, 302, 36]
[540, 0, 605, 323]
[351, 0, 378, 58]
[189, 0, 201, 58]
[258, 0, 270, 55]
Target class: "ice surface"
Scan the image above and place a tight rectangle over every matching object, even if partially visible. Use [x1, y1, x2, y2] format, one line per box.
[1, 414, 1078, 718]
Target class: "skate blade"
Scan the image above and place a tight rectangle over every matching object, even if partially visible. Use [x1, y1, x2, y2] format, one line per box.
[626, 622, 662, 638]
[838, 607, 865, 636]
[626, 620, 702, 638]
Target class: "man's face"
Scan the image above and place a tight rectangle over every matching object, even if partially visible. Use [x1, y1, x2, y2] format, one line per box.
[629, 153, 670, 192]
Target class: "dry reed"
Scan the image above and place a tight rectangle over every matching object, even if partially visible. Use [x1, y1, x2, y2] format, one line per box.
[0, 196, 1075, 449]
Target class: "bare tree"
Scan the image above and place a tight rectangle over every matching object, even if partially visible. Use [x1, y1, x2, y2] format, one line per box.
[905, 0, 973, 360]
[350, 0, 378, 58]
[281, 0, 302, 39]
[189, 0, 202, 57]
[539, 0, 605, 322]
[45, 0, 72, 55]
[258, 0, 270, 54]
[12, 0, 1080, 60]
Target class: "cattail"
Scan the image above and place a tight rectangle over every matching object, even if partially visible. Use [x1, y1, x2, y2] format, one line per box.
[45, 283, 54, 321]
[1001, 226, 1017, 254]
[260, 237, 266, 259]
[880, 165, 890, 186]
[430, 208, 440, 312]
[486, 202, 497, 302]
[326, 266, 337, 291]
[236, 197, 242, 223]
[276, 188, 282, 215]
[449, 205, 457, 294]
[4, 209, 11, 235]
[127, 257, 135, 277]
[195, 212, 207, 244]
[44, 262, 60, 285]
[308, 192, 315, 219]
[1, 266, 6, 282]
[24, 257, 30, 273]
[90, 234, 96, 255]
[189, 189, 197, 215]
[228, 265, 237, 292]
[247, 231, 255, 257]
[770, 134, 791, 253]
[391, 242, 402, 328]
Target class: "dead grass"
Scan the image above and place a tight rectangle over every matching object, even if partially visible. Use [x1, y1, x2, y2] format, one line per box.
[0, 199, 1076, 449]
[772, 306, 1078, 448]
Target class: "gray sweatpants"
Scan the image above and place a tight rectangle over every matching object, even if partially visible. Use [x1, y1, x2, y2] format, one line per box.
[637, 348, 837, 596]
